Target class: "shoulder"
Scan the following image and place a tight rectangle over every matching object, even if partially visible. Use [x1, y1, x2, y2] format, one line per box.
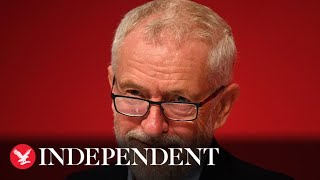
[226, 154, 293, 179]
[66, 166, 128, 180]
[200, 148, 294, 180]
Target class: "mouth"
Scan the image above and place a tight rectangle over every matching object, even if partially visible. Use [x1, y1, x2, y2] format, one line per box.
[129, 138, 152, 148]
[128, 138, 182, 149]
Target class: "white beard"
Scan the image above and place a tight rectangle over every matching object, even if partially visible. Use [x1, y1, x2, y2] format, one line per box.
[113, 112, 214, 180]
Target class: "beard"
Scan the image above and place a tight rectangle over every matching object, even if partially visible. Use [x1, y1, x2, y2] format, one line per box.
[113, 116, 214, 180]
[115, 128, 192, 180]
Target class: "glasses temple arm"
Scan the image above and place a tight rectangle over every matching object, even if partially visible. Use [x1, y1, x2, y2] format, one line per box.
[199, 86, 225, 106]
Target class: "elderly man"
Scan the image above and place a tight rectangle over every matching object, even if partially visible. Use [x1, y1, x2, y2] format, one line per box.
[69, 0, 292, 179]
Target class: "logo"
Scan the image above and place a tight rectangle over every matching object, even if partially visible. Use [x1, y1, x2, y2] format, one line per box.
[10, 144, 36, 169]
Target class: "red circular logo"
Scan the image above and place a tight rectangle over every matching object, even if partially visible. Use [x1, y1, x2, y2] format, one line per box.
[10, 144, 36, 170]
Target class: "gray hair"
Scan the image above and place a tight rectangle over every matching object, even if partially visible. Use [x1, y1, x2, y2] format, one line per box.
[111, 0, 236, 86]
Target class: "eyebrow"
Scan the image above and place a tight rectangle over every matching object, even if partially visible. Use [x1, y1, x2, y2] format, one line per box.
[166, 89, 203, 102]
[115, 78, 201, 101]
[117, 79, 147, 92]
[166, 89, 188, 97]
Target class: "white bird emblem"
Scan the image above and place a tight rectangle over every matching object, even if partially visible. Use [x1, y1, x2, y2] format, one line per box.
[13, 148, 32, 165]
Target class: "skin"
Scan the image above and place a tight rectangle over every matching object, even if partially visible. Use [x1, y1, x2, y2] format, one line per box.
[107, 26, 240, 150]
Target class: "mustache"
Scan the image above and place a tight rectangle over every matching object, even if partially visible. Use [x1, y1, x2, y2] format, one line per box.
[125, 129, 185, 148]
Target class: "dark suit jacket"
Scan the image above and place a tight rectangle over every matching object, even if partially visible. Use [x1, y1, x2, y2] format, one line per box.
[67, 140, 293, 180]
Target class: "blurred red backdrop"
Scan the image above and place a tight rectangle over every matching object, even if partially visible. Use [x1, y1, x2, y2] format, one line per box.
[1, 0, 319, 139]
[1, 1, 320, 179]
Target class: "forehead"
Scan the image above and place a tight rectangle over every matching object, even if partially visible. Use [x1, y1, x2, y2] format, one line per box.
[116, 28, 212, 98]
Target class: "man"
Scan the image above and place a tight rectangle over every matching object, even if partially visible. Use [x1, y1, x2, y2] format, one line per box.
[69, 0, 292, 179]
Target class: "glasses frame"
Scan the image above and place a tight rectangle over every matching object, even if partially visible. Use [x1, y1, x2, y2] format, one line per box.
[111, 77, 224, 121]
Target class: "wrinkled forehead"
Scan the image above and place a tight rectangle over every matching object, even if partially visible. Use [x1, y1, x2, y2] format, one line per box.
[114, 28, 213, 96]
[121, 27, 210, 70]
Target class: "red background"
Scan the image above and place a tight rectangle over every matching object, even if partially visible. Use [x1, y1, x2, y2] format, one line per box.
[1, 0, 320, 179]
[1, 0, 319, 139]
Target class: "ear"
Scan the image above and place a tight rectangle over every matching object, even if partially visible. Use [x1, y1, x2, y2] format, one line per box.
[213, 83, 240, 130]
[107, 65, 114, 89]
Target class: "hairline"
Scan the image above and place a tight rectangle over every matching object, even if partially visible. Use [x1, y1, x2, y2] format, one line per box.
[111, 0, 236, 88]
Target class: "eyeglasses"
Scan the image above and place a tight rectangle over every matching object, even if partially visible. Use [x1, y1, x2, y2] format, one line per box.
[111, 77, 224, 121]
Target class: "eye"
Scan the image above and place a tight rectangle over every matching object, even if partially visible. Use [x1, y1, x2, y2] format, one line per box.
[175, 96, 191, 103]
[127, 90, 141, 97]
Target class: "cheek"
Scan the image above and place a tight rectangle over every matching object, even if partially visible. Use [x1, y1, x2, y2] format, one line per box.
[177, 109, 215, 146]
[198, 105, 218, 127]
[168, 121, 200, 145]
[114, 115, 141, 139]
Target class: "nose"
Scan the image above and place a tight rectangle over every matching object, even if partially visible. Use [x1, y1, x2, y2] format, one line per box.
[140, 105, 169, 137]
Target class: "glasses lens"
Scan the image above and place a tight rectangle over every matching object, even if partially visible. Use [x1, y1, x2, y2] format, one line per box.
[161, 103, 197, 121]
[115, 97, 149, 116]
